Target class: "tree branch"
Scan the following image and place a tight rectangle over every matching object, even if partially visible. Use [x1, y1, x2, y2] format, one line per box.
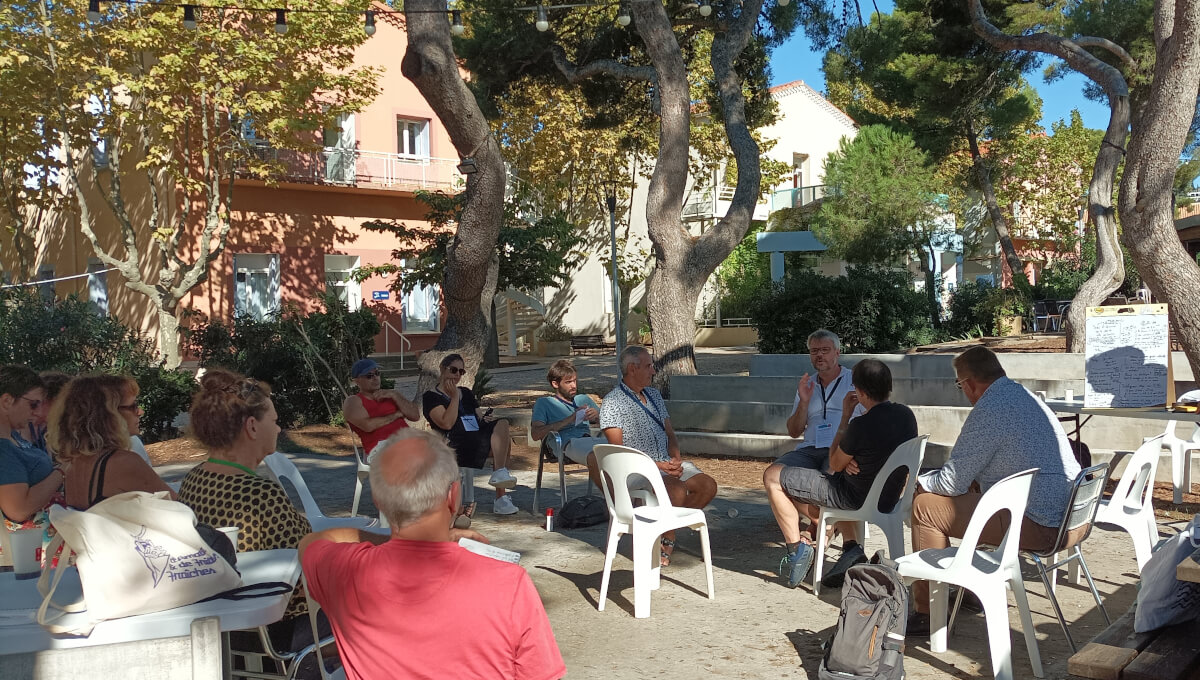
[967, 0, 1130, 97]
[549, 44, 656, 83]
[1073, 36, 1139, 72]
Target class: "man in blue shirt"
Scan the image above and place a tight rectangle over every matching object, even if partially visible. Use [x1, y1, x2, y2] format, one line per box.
[530, 360, 603, 487]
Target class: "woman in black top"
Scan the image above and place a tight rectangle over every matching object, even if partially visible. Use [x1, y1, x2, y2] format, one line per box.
[422, 354, 519, 515]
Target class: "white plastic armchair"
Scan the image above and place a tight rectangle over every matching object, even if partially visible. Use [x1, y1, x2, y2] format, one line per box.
[894, 468, 1043, 680]
[349, 441, 370, 518]
[1095, 435, 1164, 571]
[263, 453, 377, 532]
[812, 435, 929, 595]
[592, 444, 713, 619]
[1144, 421, 1198, 505]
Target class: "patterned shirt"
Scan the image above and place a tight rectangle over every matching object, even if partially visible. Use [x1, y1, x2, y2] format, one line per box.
[918, 376, 1081, 527]
[179, 465, 313, 618]
[599, 382, 670, 462]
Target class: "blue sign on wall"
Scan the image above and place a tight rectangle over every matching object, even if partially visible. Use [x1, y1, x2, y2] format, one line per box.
[372, 290, 390, 301]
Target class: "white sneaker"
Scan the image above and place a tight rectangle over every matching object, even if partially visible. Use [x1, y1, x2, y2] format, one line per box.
[493, 495, 518, 515]
[489, 467, 517, 490]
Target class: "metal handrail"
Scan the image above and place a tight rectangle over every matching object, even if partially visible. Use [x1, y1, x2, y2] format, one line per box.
[381, 319, 411, 370]
[241, 147, 462, 192]
[696, 317, 753, 328]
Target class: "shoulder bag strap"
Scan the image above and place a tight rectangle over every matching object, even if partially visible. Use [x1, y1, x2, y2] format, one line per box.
[197, 581, 294, 603]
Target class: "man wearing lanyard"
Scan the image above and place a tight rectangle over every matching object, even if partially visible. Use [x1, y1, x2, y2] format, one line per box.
[530, 359, 603, 487]
[600, 346, 718, 567]
[763, 329, 864, 587]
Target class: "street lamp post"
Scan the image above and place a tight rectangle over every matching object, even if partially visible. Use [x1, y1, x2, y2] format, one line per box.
[605, 184, 624, 363]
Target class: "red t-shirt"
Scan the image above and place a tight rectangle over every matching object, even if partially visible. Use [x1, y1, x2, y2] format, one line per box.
[348, 394, 409, 457]
[303, 539, 565, 680]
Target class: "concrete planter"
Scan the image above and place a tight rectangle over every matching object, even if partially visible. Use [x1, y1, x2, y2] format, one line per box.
[998, 315, 1023, 336]
[538, 340, 571, 357]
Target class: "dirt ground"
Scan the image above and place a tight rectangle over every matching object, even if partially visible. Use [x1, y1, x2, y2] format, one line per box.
[150, 428, 1198, 680]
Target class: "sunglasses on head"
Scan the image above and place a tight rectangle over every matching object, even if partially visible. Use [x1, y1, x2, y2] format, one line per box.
[446, 366, 466, 375]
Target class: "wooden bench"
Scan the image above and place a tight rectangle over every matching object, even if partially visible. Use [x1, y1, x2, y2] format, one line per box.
[1068, 604, 1200, 680]
[570, 335, 611, 355]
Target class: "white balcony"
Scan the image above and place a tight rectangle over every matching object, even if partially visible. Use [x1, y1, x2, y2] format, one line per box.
[769, 185, 827, 213]
[682, 185, 770, 223]
[242, 146, 462, 193]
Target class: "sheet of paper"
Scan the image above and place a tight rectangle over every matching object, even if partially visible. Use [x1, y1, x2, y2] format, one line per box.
[574, 409, 587, 426]
[457, 538, 521, 564]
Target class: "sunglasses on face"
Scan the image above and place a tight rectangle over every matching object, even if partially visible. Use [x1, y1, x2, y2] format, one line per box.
[19, 396, 42, 410]
[358, 370, 381, 379]
[446, 366, 466, 375]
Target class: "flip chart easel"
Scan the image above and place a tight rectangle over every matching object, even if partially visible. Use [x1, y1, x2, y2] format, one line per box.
[1083, 304, 1174, 408]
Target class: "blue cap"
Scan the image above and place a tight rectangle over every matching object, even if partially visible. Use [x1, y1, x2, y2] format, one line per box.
[351, 358, 379, 378]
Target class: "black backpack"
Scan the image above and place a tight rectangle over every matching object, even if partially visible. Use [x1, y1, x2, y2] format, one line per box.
[556, 495, 609, 529]
[819, 555, 907, 680]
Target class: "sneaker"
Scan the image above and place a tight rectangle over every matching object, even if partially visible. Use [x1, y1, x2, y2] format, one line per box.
[489, 467, 517, 490]
[906, 611, 930, 638]
[493, 495, 518, 515]
[779, 543, 815, 589]
[820, 542, 867, 590]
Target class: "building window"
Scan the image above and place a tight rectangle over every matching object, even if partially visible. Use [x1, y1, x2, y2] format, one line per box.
[323, 113, 356, 183]
[396, 118, 430, 158]
[399, 260, 439, 332]
[324, 255, 361, 311]
[88, 259, 108, 316]
[233, 253, 280, 321]
[37, 265, 54, 303]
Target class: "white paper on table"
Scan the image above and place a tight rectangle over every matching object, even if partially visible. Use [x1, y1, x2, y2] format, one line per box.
[457, 538, 521, 564]
[574, 409, 587, 426]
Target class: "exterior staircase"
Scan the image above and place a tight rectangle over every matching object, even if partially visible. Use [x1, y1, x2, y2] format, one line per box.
[494, 288, 546, 356]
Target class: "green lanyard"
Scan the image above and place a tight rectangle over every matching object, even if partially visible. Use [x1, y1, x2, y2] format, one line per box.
[206, 457, 258, 477]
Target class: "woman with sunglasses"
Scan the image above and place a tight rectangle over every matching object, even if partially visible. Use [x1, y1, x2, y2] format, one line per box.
[343, 358, 419, 460]
[0, 365, 62, 528]
[49, 374, 177, 510]
[422, 354, 519, 515]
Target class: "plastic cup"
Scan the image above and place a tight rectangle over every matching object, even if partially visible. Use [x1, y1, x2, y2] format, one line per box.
[9, 528, 44, 580]
[216, 526, 240, 552]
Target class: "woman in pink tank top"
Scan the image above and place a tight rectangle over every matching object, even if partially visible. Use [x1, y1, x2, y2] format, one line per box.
[342, 359, 419, 457]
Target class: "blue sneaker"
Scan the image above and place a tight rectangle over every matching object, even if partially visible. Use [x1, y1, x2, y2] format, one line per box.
[779, 543, 815, 588]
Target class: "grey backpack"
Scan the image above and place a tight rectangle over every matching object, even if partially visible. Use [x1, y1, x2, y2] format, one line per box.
[818, 557, 907, 680]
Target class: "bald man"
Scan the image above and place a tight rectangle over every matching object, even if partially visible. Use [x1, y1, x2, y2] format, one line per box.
[299, 430, 565, 680]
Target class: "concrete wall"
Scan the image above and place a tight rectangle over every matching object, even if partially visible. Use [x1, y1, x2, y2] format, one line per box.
[694, 327, 758, 347]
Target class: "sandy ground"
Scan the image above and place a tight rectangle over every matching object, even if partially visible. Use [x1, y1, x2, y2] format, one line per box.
[153, 444, 1192, 680]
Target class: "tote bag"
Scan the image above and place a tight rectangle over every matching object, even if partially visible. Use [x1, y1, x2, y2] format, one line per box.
[37, 491, 242, 635]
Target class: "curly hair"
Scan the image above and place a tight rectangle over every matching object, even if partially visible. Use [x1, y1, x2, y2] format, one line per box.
[189, 368, 273, 450]
[47, 375, 138, 464]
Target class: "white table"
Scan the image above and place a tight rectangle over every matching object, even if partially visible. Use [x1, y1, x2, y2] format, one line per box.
[0, 549, 300, 679]
[1044, 398, 1199, 503]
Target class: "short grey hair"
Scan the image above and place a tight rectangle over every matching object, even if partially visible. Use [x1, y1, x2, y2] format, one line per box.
[807, 329, 841, 352]
[369, 428, 460, 528]
[619, 345, 650, 376]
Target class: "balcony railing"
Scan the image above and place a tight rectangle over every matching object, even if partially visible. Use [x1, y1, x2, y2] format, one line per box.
[242, 146, 462, 192]
[770, 185, 827, 212]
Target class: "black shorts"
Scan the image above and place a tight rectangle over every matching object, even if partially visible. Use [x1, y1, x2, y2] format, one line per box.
[450, 419, 497, 468]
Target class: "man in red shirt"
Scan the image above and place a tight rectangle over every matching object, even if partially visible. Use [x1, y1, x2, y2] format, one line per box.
[342, 358, 419, 459]
[299, 429, 565, 680]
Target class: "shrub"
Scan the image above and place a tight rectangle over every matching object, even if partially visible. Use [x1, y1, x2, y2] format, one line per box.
[943, 281, 997, 338]
[539, 318, 574, 342]
[186, 292, 381, 428]
[0, 287, 195, 442]
[748, 266, 935, 353]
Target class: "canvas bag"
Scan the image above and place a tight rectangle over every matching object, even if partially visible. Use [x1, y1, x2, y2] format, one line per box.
[36, 491, 243, 635]
[818, 558, 907, 680]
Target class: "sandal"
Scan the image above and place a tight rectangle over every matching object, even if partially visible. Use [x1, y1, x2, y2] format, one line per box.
[660, 538, 676, 567]
[453, 502, 477, 530]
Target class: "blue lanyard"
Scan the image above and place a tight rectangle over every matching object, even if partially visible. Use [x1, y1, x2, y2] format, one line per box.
[620, 383, 665, 432]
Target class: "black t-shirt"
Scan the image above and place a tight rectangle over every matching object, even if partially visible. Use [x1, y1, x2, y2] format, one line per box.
[422, 387, 488, 467]
[834, 401, 919, 512]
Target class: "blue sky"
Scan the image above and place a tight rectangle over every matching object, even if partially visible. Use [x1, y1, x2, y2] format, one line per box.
[769, 2, 1111, 132]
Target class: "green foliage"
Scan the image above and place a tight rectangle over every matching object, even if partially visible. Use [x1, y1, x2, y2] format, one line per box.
[186, 293, 380, 428]
[713, 224, 772, 319]
[472, 367, 495, 400]
[943, 281, 998, 338]
[1032, 235, 1143, 300]
[539, 319, 574, 342]
[748, 266, 935, 354]
[0, 287, 195, 442]
[357, 191, 585, 295]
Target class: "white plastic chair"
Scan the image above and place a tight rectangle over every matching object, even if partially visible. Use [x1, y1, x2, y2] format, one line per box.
[529, 426, 596, 513]
[812, 435, 929, 595]
[592, 444, 714, 619]
[895, 468, 1043, 680]
[263, 453, 377, 532]
[349, 442, 370, 518]
[1144, 421, 1198, 505]
[1094, 435, 1163, 571]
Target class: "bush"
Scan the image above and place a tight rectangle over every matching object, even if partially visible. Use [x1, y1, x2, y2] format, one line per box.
[0, 287, 196, 442]
[539, 318, 574, 342]
[186, 292, 380, 428]
[942, 281, 995, 339]
[748, 266, 935, 353]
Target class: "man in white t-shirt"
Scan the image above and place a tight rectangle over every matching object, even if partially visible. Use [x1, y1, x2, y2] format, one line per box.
[763, 329, 863, 586]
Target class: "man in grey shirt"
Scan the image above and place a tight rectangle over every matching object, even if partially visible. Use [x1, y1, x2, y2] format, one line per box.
[907, 346, 1082, 636]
